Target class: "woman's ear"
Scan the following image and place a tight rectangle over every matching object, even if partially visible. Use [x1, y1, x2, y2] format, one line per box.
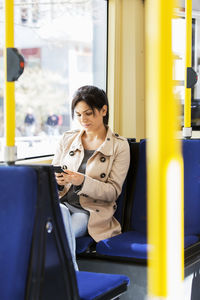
[102, 105, 107, 116]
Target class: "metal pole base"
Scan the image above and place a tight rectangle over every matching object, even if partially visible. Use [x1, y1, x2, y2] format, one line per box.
[182, 127, 192, 139]
[4, 146, 17, 164]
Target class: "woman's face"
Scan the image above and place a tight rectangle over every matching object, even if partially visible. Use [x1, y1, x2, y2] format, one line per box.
[74, 101, 107, 132]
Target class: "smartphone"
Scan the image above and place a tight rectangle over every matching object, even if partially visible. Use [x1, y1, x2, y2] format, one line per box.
[53, 165, 67, 173]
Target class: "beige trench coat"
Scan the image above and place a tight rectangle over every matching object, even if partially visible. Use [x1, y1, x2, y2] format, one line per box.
[52, 127, 130, 242]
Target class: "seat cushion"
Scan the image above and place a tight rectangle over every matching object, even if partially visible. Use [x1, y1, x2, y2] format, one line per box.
[0, 166, 37, 300]
[184, 235, 199, 248]
[76, 271, 129, 300]
[96, 231, 148, 260]
[96, 231, 200, 260]
[76, 236, 94, 254]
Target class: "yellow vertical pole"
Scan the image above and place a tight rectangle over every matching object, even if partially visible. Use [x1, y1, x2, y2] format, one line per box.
[146, 0, 184, 299]
[4, 0, 17, 162]
[183, 0, 192, 138]
[107, 0, 122, 133]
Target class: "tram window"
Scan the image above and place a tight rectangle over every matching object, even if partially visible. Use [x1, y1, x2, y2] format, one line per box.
[173, 12, 200, 130]
[0, 0, 107, 161]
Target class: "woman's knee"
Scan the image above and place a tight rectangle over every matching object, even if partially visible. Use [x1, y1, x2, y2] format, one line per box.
[71, 213, 89, 238]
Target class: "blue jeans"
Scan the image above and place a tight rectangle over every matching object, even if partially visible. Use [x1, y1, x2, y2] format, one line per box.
[59, 204, 89, 270]
[70, 211, 89, 237]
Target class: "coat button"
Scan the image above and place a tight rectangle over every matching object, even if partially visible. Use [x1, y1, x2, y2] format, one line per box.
[82, 194, 88, 197]
[115, 133, 119, 137]
[69, 151, 75, 156]
[100, 157, 106, 162]
[96, 209, 100, 212]
[100, 173, 106, 178]
[107, 138, 110, 141]
[93, 200, 97, 203]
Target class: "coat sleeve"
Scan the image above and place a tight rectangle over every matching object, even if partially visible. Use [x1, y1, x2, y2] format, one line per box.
[51, 134, 71, 197]
[78, 140, 130, 202]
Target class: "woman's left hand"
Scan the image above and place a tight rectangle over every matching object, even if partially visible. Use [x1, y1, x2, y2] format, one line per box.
[59, 169, 85, 186]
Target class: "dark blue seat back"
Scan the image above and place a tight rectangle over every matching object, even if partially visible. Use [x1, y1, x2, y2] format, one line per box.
[130, 139, 147, 233]
[183, 139, 200, 236]
[113, 179, 127, 224]
[114, 138, 137, 229]
[26, 165, 80, 300]
[0, 166, 38, 300]
[130, 139, 200, 237]
[0, 165, 80, 300]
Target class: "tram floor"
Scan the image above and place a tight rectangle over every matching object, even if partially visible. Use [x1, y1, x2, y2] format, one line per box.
[78, 257, 200, 300]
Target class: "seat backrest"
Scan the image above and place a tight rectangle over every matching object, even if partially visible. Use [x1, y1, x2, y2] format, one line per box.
[114, 179, 127, 226]
[183, 139, 200, 236]
[0, 166, 38, 300]
[0, 165, 80, 300]
[114, 138, 137, 230]
[25, 165, 80, 300]
[128, 139, 200, 238]
[129, 139, 147, 233]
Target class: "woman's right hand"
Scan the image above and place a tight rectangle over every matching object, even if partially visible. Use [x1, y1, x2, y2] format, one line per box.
[55, 169, 84, 186]
[55, 172, 65, 186]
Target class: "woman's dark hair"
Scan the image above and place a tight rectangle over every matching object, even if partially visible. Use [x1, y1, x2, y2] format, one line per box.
[71, 85, 109, 125]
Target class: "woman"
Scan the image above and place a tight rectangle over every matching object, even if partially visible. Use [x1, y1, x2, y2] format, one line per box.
[52, 85, 130, 267]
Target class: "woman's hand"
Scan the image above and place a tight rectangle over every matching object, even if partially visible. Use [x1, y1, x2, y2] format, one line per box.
[55, 169, 85, 186]
[55, 172, 65, 186]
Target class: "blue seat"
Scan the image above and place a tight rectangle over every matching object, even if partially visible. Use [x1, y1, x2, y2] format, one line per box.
[76, 138, 136, 254]
[0, 166, 38, 300]
[96, 230, 199, 260]
[77, 271, 129, 300]
[96, 139, 200, 263]
[96, 140, 147, 260]
[0, 165, 130, 300]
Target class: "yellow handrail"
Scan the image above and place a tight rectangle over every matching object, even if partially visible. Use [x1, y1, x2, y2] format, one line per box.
[146, 0, 184, 298]
[4, 0, 16, 161]
[183, 0, 192, 137]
